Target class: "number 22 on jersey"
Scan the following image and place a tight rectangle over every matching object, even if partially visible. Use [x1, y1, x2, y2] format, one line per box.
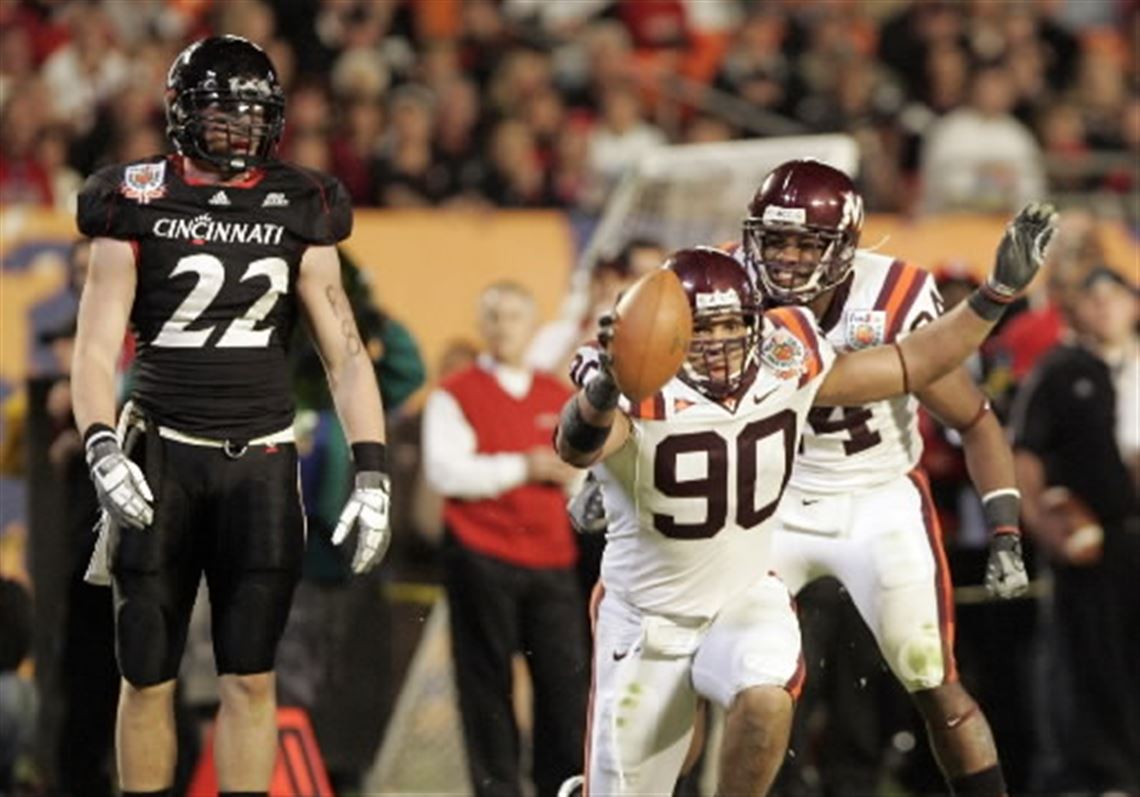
[152, 253, 287, 348]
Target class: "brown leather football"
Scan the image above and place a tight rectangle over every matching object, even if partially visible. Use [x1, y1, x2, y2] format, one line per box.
[609, 268, 693, 403]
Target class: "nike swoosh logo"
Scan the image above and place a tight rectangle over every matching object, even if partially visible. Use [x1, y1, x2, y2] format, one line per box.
[802, 498, 822, 506]
[613, 650, 629, 661]
[753, 385, 780, 404]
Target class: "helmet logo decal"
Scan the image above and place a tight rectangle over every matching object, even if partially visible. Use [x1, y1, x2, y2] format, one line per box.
[760, 328, 807, 380]
[121, 162, 168, 204]
[839, 190, 864, 232]
[844, 309, 886, 349]
[695, 289, 741, 312]
[761, 205, 807, 225]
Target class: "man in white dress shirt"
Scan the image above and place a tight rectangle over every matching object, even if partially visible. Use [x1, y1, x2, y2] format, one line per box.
[422, 281, 589, 797]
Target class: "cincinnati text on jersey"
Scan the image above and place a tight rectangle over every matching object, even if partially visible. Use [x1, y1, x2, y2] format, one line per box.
[152, 213, 286, 246]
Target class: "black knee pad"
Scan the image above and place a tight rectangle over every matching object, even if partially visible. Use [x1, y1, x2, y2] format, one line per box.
[213, 571, 297, 676]
[116, 599, 174, 687]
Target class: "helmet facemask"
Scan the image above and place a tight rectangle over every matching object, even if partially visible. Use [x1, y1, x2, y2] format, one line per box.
[743, 219, 855, 305]
[169, 87, 284, 174]
[680, 306, 760, 400]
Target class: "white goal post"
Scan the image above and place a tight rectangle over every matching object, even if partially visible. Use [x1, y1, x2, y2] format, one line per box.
[562, 134, 861, 319]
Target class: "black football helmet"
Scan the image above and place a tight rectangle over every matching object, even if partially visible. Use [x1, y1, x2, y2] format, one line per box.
[667, 247, 761, 399]
[165, 36, 285, 174]
[743, 159, 864, 304]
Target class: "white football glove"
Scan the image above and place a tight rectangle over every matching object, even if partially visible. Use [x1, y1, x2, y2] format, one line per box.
[984, 532, 1029, 599]
[85, 429, 154, 530]
[332, 471, 392, 574]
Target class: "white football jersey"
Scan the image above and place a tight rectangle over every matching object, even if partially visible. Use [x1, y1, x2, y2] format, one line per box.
[731, 246, 943, 493]
[571, 306, 836, 618]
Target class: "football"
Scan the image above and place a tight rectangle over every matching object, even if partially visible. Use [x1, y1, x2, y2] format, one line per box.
[1041, 487, 1104, 565]
[609, 268, 693, 403]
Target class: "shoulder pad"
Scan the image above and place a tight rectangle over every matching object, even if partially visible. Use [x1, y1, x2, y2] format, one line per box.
[277, 164, 353, 245]
[76, 160, 165, 239]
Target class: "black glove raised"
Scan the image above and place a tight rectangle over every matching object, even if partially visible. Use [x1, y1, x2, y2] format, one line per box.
[969, 202, 1058, 320]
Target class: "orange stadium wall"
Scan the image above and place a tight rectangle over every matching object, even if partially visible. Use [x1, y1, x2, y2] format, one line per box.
[1, 208, 1137, 400]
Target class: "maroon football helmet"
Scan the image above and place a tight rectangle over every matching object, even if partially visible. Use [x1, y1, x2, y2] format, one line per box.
[743, 159, 864, 304]
[666, 247, 760, 399]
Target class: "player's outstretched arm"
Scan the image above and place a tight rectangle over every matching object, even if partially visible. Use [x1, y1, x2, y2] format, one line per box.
[816, 202, 1057, 407]
[919, 370, 1028, 598]
[298, 244, 390, 573]
[556, 318, 631, 467]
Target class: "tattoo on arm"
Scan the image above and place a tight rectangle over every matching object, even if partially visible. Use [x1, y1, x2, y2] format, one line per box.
[325, 285, 363, 359]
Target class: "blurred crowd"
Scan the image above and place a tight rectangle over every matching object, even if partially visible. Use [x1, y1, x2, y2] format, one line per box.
[1, 0, 1138, 217]
[1, 0, 1139, 794]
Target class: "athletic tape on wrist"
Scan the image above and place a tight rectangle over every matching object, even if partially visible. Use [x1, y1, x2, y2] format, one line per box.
[967, 288, 1009, 322]
[584, 369, 620, 412]
[560, 398, 611, 453]
[351, 441, 388, 474]
[982, 489, 1021, 535]
[83, 422, 116, 450]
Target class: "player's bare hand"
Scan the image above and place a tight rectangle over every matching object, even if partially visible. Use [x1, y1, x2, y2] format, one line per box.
[984, 532, 1028, 599]
[990, 202, 1058, 300]
[85, 429, 154, 530]
[526, 447, 580, 485]
[333, 471, 392, 574]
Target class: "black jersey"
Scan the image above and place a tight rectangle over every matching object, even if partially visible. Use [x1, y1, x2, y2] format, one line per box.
[77, 155, 352, 440]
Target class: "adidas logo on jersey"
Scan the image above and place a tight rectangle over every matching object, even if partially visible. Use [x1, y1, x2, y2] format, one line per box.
[261, 192, 289, 207]
[208, 190, 231, 206]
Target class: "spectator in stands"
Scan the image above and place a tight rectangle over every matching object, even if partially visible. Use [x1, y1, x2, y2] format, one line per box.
[712, 9, 792, 116]
[587, 81, 666, 192]
[564, 20, 635, 111]
[435, 78, 489, 204]
[919, 63, 1045, 213]
[551, 116, 595, 209]
[1037, 102, 1090, 192]
[34, 125, 81, 213]
[331, 97, 385, 205]
[488, 48, 553, 120]
[921, 40, 970, 115]
[0, 22, 35, 110]
[0, 80, 52, 206]
[374, 84, 453, 207]
[423, 281, 588, 797]
[40, 3, 129, 137]
[878, 0, 964, 102]
[1012, 267, 1140, 794]
[1074, 50, 1128, 150]
[481, 118, 559, 208]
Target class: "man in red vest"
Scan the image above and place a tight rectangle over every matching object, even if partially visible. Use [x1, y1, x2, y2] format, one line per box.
[423, 281, 589, 797]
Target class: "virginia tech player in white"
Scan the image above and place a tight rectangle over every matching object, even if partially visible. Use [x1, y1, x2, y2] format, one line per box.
[556, 215, 1052, 794]
[738, 159, 1040, 797]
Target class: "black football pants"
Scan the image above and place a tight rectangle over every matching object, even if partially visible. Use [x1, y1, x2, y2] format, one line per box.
[443, 533, 589, 797]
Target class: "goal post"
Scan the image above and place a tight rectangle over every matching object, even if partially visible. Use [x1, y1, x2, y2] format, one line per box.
[562, 134, 861, 319]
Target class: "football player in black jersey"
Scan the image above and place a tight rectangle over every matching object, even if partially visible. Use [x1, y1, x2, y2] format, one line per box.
[71, 36, 390, 795]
